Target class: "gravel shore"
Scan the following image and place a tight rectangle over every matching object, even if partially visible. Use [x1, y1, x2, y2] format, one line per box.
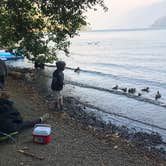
[0, 73, 165, 165]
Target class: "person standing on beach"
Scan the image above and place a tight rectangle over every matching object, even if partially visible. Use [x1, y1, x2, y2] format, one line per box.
[51, 61, 66, 111]
[0, 59, 8, 90]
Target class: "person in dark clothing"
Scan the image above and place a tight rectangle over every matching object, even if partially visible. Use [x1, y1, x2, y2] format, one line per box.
[0, 59, 8, 89]
[51, 61, 66, 111]
[0, 94, 49, 135]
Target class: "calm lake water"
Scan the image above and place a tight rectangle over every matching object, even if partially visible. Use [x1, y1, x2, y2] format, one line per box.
[63, 29, 166, 140]
[7, 29, 166, 140]
[62, 29, 166, 102]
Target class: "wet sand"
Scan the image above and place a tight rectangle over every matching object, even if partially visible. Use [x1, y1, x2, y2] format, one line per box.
[0, 76, 165, 166]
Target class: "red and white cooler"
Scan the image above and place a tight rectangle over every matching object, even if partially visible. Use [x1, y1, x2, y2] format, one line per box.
[32, 124, 51, 144]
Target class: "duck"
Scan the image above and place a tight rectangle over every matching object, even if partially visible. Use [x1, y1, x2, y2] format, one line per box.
[141, 87, 149, 92]
[138, 93, 142, 97]
[112, 85, 118, 90]
[74, 67, 80, 73]
[155, 91, 161, 100]
[120, 88, 127, 92]
[128, 88, 136, 94]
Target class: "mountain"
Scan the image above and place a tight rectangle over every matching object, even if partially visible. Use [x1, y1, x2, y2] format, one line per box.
[125, 1, 166, 28]
[151, 16, 166, 28]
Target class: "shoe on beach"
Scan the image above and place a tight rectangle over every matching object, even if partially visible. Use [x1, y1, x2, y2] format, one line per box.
[40, 113, 50, 122]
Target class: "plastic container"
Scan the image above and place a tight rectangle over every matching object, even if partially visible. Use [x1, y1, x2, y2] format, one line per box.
[32, 124, 51, 144]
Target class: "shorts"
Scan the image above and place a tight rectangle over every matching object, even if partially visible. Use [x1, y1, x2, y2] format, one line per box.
[52, 90, 62, 99]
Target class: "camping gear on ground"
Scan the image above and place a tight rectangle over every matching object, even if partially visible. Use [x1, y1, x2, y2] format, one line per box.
[0, 131, 18, 142]
[32, 124, 51, 144]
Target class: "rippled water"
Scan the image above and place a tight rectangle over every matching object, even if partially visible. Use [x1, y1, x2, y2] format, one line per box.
[7, 29, 166, 140]
[62, 29, 166, 140]
[60, 29, 166, 102]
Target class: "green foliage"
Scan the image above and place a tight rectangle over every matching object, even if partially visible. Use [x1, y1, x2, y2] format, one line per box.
[0, 0, 107, 63]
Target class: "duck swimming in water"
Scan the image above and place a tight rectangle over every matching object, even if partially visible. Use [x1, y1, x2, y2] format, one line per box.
[155, 91, 161, 100]
[141, 87, 149, 92]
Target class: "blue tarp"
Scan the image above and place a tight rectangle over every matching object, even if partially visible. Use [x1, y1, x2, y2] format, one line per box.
[0, 51, 24, 61]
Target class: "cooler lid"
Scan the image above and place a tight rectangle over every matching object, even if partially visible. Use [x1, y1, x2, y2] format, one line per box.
[33, 124, 51, 136]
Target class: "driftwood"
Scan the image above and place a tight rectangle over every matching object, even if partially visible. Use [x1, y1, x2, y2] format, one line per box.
[17, 149, 45, 160]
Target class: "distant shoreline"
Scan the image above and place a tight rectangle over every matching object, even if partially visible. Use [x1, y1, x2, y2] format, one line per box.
[81, 27, 166, 33]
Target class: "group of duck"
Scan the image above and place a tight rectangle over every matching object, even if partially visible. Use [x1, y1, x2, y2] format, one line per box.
[73, 67, 162, 101]
[112, 85, 161, 100]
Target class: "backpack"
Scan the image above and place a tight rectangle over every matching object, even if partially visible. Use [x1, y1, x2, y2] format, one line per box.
[51, 71, 63, 91]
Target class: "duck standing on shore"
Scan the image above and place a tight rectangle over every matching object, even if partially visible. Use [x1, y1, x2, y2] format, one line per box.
[155, 91, 161, 100]
[112, 85, 118, 90]
[128, 88, 136, 94]
[74, 67, 80, 73]
[141, 87, 149, 92]
[120, 88, 127, 92]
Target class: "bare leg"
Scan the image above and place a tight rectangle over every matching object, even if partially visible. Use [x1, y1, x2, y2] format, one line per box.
[48, 99, 61, 111]
[56, 98, 60, 111]
[53, 99, 59, 110]
[60, 97, 63, 105]
[59, 97, 64, 111]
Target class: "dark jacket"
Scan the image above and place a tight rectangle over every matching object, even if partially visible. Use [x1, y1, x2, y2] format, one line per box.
[51, 70, 64, 91]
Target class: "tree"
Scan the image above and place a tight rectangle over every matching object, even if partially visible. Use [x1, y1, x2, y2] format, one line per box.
[0, 0, 107, 64]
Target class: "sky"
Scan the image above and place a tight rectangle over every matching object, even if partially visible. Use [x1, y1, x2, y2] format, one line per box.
[86, 0, 162, 29]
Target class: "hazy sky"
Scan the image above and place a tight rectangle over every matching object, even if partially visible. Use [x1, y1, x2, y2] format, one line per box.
[86, 0, 161, 29]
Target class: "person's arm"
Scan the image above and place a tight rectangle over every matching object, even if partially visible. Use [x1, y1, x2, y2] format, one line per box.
[2, 61, 8, 76]
[58, 72, 64, 89]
